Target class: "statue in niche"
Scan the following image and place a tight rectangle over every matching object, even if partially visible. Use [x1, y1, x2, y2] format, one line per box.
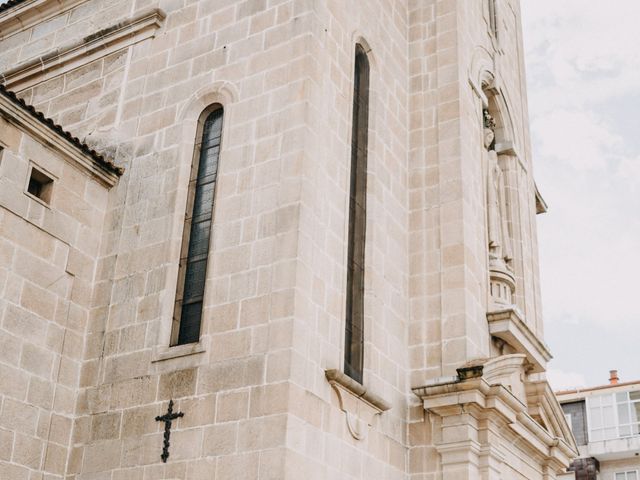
[483, 109, 513, 271]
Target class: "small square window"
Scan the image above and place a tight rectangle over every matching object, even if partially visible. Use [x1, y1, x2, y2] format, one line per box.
[26, 165, 54, 205]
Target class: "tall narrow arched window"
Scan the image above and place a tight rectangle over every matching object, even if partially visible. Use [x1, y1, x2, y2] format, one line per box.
[344, 45, 370, 384]
[172, 107, 223, 345]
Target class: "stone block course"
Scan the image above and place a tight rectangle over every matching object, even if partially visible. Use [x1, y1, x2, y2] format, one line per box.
[0, 0, 570, 478]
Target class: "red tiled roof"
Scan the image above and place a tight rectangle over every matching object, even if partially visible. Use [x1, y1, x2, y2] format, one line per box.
[0, 0, 28, 15]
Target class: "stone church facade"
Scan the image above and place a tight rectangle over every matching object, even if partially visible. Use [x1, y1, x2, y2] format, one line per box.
[0, 0, 577, 479]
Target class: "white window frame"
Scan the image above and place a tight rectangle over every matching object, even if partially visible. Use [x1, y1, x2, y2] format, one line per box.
[615, 470, 639, 480]
[564, 413, 573, 431]
[586, 391, 640, 441]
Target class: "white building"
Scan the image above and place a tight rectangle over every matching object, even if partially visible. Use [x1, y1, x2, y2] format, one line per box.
[558, 371, 640, 480]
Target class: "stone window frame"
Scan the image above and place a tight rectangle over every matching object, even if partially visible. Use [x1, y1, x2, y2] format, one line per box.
[24, 161, 56, 207]
[343, 42, 371, 386]
[324, 37, 391, 441]
[151, 82, 237, 365]
[170, 104, 225, 347]
[564, 413, 572, 431]
[586, 390, 640, 441]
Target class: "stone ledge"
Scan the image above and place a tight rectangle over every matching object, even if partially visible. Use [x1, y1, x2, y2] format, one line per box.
[152, 343, 205, 363]
[0, 0, 89, 40]
[1, 7, 166, 90]
[535, 182, 548, 214]
[487, 307, 552, 373]
[325, 369, 390, 440]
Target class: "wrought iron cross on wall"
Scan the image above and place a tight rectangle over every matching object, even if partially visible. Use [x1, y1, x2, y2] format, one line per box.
[155, 400, 184, 463]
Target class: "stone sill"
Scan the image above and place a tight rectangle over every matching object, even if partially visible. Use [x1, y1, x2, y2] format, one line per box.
[152, 342, 205, 363]
[325, 369, 391, 440]
[325, 369, 391, 412]
[487, 307, 552, 373]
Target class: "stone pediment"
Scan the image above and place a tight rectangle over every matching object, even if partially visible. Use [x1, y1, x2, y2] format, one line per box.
[526, 380, 577, 449]
[413, 357, 578, 475]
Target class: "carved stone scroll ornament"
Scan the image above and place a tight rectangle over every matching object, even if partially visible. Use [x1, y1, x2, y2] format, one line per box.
[325, 369, 390, 440]
[483, 109, 515, 307]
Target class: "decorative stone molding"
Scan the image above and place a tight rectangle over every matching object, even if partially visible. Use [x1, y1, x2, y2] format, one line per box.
[535, 183, 548, 214]
[325, 369, 390, 440]
[487, 307, 552, 373]
[526, 380, 575, 444]
[483, 353, 528, 404]
[495, 140, 518, 158]
[0, 0, 89, 40]
[488, 266, 515, 307]
[1, 8, 166, 90]
[413, 364, 578, 478]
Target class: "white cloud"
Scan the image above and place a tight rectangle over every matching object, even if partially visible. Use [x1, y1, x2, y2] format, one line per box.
[522, 2, 640, 386]
[523, 1, 640, 113]
[532, 109, 623, 171]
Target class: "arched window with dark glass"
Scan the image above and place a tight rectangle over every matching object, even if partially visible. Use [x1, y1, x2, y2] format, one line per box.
[344, 45, 370, 384]
[172, 107, 223, 345]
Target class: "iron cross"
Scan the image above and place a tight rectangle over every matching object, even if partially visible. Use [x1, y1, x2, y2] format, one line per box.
[155, 399, 184, 463]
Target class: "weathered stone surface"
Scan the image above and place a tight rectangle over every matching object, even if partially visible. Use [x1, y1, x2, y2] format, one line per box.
[0, 0, 571, 479]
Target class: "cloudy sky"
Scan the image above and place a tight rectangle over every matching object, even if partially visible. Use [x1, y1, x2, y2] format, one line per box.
[521, 1, 640, 389]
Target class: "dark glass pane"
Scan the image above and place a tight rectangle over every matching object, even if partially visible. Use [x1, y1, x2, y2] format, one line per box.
[203, 111, 223, 145]
[192, 182, 215, 222]
[183, 258, 207, 303]
[187, 220, 211, 259]
[178, 301, 203, 344]
[175, 107, 223, 345]
[198, 146, 220, 183]
[344, 45, 369, 384]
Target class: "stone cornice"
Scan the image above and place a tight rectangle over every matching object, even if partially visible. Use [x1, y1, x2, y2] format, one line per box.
[0, 85, 119, 186]
[535, 182, 548, 214]
[0, 0, 88, 40]
[526, 380, 577, 450]
[486, 307, 552, 373]
[413, 371, 578, 473]
[1, 7, 166, 90]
